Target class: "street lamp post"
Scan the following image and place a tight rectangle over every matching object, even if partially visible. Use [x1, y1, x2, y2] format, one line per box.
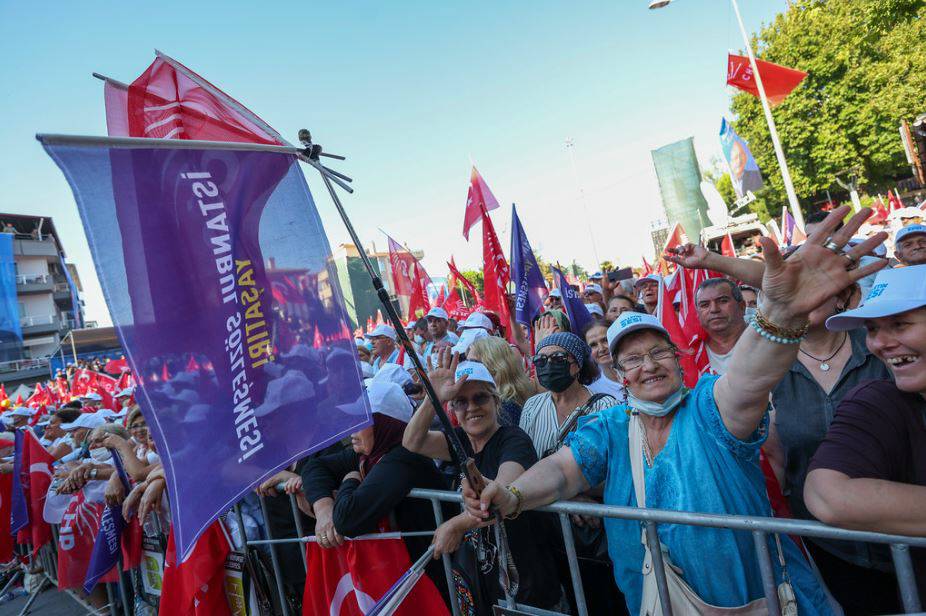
[650, 0, 806, 230]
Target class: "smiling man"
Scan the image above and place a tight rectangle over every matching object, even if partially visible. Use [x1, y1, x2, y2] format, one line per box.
[894, 224, 926, 267]
[695, 278, 747, 375]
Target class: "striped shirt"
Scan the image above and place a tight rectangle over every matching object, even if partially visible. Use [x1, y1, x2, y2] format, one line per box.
[518, 388, 617, 457]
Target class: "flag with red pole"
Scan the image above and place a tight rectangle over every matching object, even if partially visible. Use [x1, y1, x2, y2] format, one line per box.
[888, 189, 904, 212]
[727, 54, 807, 106]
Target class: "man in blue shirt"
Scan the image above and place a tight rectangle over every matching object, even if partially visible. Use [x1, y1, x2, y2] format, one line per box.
[422, 307, 458, 366]
[364, 324, 413, 373]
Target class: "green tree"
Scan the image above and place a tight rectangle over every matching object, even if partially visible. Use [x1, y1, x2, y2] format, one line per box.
[460, 269, 484, 295]
[729, 0, 926, 220]
[599, 260, 616, 272]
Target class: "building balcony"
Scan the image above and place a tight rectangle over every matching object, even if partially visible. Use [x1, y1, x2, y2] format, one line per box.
[53, 281, 74, 303]
[20, 314, 59, 336]
[16, 273, 54, 294]
[11, 236, 59, 259]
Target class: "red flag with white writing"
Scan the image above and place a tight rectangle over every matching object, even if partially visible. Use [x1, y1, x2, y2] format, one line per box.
[160, 522, 232, 616]
[302, 539, 448, 616]
[481, 211, 512, 340]
[727, 54, 807, 106]
[58, 490, 118, 589]
[462, 167, 501, 240]
[71, 368, 97, 398]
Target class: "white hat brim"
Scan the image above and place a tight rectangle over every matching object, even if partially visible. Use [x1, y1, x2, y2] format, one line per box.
[825, 299, 926, 331]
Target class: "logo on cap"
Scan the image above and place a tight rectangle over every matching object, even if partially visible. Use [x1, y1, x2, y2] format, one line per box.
[867, 283, 888, 301]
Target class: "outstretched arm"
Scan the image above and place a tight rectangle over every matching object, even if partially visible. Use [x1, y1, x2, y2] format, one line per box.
[665, 243, 764, 287]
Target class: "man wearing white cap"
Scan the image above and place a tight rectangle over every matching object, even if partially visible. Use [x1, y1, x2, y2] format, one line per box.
[7, 407, 33, 429]
[583, 283, 605, 310]
[633, 274, 661, 315]
[804, 265, 926, 554]
[893, 224, 926, 267]
[460, 311, 494, 334]
[364, 324, 413, 374]
[546, 287, 564, 311]
[422, 307, 458, 365]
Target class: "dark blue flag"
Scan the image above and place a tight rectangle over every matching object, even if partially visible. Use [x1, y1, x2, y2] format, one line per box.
[83, 449, 131, 593]
[510, 205, 548, 325]
[41, 134, 371, 559]
[10, 430, 28, 536]
[551, 266, 592, 333]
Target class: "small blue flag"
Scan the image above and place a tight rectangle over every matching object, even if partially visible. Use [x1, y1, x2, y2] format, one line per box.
[83, 450, 131, 593]
[551, 267, 593, 333]
[510, 205, 548, 325]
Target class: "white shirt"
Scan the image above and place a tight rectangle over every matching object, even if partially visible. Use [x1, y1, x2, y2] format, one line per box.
[706, 345, 734, 375]
[588, 374, 625, 400]
[519, 388, 617, 457]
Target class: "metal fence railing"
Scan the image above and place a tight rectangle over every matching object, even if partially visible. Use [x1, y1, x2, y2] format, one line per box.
[11, 487, 924, 616]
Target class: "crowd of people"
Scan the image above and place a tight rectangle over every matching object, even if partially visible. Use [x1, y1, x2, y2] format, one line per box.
[1, 205, 924, 614]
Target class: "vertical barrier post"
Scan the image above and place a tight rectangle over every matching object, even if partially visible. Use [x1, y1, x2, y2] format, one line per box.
[259, 496, 292, 616]
[429, 497, 461, 616]
[644, 521, 674, 616]
[751, 531, 781, 615]
[115, 555, 132, 616]
[557, 513, 589, 616]
[105, 580, 118, 616]
[233, 504, 248, 550]
[890, 543, 923, 613]
[287, 494, 308, 573]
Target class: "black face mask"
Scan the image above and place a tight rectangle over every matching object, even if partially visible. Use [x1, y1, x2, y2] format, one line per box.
[536, 362, 576, 393]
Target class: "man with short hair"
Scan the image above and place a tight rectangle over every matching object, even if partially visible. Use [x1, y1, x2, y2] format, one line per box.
[739, 285, 758, 309]
[422, 307, 458, 364]
[633, 274, 660, 315]
[364, 324, 412, 373]
[545, 288, 564, 311]
[695, 278, 747, 375]
[893, 224, 926, 267]
[583, 283, 605, 310]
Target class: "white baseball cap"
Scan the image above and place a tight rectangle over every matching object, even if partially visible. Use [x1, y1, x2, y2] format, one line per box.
[548, 288, 563, 299]
[584, 283, 603, 295]
[61, 412, 107, 431]
[364, 324, 397, 340]
[115, 387, 135, 398]
[8, 407, 33, 418]
[607, 311, 670, 356]
[826, 265, 926, 331]
[81, 392, 102, 402]
[370, 363, 412, 388]
[584, 303, 604, 317]
[895, 224, 926, 245]
[461, 312, 493, 331]
[366, 381, 413, 423]
[634, 274, 662, 288]
[451, 328, 489, 355]
[453, 360, 497, 387]
[426, 307, 449, 321]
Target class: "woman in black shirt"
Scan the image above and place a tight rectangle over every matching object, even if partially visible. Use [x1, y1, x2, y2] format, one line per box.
[403, 350, 562, 613]
[300, 381, 450, 598]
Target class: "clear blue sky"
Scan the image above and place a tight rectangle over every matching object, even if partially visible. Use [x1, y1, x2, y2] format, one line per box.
[0, 1, 785, 325]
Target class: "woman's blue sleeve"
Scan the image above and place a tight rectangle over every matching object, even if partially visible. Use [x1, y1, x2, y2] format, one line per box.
[564, 413, 612, 487]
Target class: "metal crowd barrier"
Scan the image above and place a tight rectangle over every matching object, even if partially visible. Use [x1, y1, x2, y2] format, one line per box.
[238, 487, 926, 616]
[13, 487, 925, 616]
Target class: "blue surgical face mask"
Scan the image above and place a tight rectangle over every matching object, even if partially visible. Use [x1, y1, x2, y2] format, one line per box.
[627, 386, 690, 417]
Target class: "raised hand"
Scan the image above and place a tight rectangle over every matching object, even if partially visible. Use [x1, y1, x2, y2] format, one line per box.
[664, 243, 711, 269]
[428, 348, 466, 403]
[534, 314, 560, 343]
[759, 206, 887, 325]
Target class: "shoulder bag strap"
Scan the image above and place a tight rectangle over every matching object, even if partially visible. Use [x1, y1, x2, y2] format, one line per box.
[628, 414, 646, 508]
[553, 392, 611, 448]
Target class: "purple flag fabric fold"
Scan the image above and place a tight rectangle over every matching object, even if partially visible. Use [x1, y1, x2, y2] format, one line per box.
[551, 266, 593, 334]
[510, 205, 548, 325]
[41, 137, 372, 559]
[10, 430, 28, 536]
[83, 450, 132, 593]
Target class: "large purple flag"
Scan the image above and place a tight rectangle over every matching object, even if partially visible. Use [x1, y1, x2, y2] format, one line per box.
[40, 135, 371, 559]
[551, 266, 593, 333]
[10, 430, 28, 536]
[510, 205, 547, 325]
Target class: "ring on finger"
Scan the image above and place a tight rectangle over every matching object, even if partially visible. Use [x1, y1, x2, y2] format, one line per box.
[823, 240, 841, 253]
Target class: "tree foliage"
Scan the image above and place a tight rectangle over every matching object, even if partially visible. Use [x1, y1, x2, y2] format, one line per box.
[459, 269, 484, 294]
[730, 0, 926, 220]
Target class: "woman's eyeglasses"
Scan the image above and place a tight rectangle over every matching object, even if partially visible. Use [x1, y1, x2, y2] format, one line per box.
[449, 392, 493, 412]
[128, 423, 147, 431]
[616, 346, 677, 371]
[531, 352, 573, 369]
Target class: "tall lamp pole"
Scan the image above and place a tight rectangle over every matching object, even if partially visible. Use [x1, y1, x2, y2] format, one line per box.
[650, 0, 806, 230]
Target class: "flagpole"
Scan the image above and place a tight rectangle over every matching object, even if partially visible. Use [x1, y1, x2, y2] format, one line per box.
[729, 0, 805, 230]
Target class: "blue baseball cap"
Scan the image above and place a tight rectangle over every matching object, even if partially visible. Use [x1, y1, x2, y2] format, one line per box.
[895, 224, 926, 245]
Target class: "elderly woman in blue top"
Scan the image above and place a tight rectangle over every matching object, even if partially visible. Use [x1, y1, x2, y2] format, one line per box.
[463, 206, 887, 614]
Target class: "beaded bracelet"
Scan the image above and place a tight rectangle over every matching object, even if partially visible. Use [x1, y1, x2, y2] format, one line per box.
[753, 308, 809, 340]
[749, 317, 804, 344]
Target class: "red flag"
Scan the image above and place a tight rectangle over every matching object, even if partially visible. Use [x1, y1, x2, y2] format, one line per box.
[161, 362, 171, 383]
[0, 384, 6, 404]
[888, 190, 904, 212]
[0, 474, 13, 563]
[434, 285, 446, 308]
[448, 258, 481, 305]
[121, 518, 144, 571]
[14, 394, 23, 407]
[126, 53, 283, 145]
[386, 236, 419, 297]
[366, 316, 375, 334]
[57, 489, 117, 589]
[720, 233, 737, 258]
[407, 263, 432, 321]
[104, 358, 129, 374]
[302, 539, 448, 616]
[641, 256, 654, 276]
[656, 278, 699, 389]
[160, 522, 232, 616]
[462, 167, 501, 240]
[92, 373, 119, 410]
[662, 222, 688, 255]
[375, 310, 385, 327]
[115, 371, 135, 393]
[71, 368, 97, 398]
[481, 212, 512, 340]
[23, 431, 54, 554]
[868, 197, 889, 224]
[186, 355, 201, 373]
[726, 54, 807, 106]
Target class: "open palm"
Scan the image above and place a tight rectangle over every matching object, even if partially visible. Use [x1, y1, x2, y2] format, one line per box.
[428, 348, 466, 403]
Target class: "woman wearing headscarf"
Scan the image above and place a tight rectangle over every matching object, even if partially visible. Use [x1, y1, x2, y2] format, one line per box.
[403, 351, 562, 613]
[466, 206, 884, 614]
[519, 332, 616, 458]
[300, 381, 450, 601]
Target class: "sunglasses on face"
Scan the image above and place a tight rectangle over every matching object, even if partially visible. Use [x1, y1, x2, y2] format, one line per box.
[449, 392, 494, 412]
[532, 352, 573, 369]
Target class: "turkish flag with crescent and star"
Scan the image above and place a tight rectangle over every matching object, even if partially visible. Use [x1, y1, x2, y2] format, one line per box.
[302, 537, 448, 616]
